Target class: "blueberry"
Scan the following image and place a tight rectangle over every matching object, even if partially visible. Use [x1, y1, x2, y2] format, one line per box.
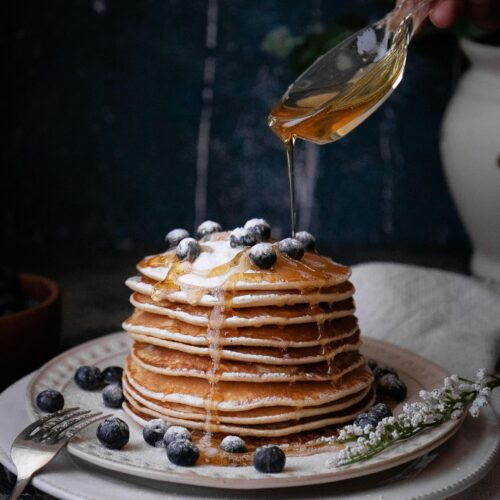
[230, 227, 257, 248]
[165, 228, 190, 249]
[367, 359, 378, 372]
[253, 445, 286, 473]
[249, 243, 277, 269]
[374, 366, 398, 380]
[378, 374, 407, 402]
[244, 218, 271, 241]
[74, 366, 103, 390]
[220, 435, 247, 453]
[102, 366, 123, 386]
[176, 238, 201, 262]
[354, 412, 379, 430]
[196, 220, 222, 239]
[143, 418, 170, 447]
[163, 425, 192, 446]
[295, 231, 316, 251]
[36, 390, 64, 413]
[278, 238, 304, 260]
[96, 417, 129, 450]
[102, 383, 124, 408]
[369, 403, 393, 421]
[166, 439, 199, 467]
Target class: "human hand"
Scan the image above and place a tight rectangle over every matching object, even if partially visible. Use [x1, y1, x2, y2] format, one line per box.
[429, 0, 500, 30]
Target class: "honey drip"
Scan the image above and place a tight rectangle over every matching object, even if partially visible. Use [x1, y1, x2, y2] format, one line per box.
[200, 288, 226, 456]
[286, 139, 297, 237]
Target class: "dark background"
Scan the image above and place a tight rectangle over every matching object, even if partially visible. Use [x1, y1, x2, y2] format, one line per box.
[3, 0, 471, 344]
[0, 3, 482, 494]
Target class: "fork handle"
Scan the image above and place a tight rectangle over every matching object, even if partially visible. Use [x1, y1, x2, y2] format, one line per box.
[9, 475, 32, 500]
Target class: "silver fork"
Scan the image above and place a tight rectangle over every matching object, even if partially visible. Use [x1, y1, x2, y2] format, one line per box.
[9, 407, 110, 500]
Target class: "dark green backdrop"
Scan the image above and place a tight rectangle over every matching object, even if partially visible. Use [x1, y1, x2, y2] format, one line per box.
[4, 0, 469, 253]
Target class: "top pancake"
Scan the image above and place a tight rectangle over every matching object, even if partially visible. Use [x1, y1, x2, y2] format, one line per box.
[136, 235, 351, 296]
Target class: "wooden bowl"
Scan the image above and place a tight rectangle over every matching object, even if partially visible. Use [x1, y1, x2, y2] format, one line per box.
[0, 273, 61, 390]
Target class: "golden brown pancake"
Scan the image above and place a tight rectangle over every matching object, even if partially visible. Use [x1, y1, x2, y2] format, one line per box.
[123, 311, 359, 347]
[131, 343, 365, 382]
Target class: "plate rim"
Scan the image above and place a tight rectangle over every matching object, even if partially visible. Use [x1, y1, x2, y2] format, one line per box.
[0, 373, 498, 499]
[25, 332, 466, 490]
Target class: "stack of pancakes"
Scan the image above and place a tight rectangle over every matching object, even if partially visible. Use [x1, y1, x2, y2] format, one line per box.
[122, 232, 374, 437]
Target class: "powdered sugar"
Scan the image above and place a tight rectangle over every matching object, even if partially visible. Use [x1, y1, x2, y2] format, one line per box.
[220, 435, 247, 453]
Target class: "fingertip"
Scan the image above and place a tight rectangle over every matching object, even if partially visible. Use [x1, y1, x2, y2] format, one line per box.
[430, 0, 461, 28]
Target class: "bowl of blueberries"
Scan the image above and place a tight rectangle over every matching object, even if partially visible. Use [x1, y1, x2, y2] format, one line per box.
[0, 267, 61, 389]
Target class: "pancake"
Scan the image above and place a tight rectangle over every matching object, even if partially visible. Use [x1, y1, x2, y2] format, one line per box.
[123, 390, 376, 437]
[130, 293, 355, 327]
[121, 228, 374, 439]
[131, 342, 365, 382]
[137, 237, 351, 291]
[123, 311, 359, 347]
[125, 356, 373, 411]
[127, 330, 361, 365]
[122, 378, 373, 424]
[126, 275, 355, 307]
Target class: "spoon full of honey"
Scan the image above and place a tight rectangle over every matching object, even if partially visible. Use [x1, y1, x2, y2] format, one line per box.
[268, 0, 436, 145]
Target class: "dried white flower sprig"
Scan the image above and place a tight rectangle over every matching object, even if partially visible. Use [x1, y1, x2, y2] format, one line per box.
[327, 369, 500, 467]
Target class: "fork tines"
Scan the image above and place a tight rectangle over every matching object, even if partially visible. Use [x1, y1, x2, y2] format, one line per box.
[24, 407, 110, 444]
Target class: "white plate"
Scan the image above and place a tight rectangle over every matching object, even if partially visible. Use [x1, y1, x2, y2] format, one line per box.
[22, 332, 469, 489]
[1, 373, 498, 499]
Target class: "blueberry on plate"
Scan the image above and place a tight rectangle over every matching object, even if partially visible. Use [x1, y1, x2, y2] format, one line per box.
[165, 228, 190, 249]
[253, 445, 286, 473]
[367, 359, 378, 372]
[369, 402, 393, 421]
[163, 425, 192, 447]
[230, 227, 257, 248]
[220, 435, 247, 453]
[354, 412, 380, 430]
[36, 389, 64, 413]
[143, 419, 170, 447]
[249, 243, 277, 269]
[295, 231, 316, 251]
[378, 374, 407, 402]
[278, 238, 304, 260]
[96, 417, 129, 450]
[374, 365, 398, 380]
[176, 238, 201, 262]
[102, 383, 124, 408]
[74, 366, 103, 390]
[102, 366, 123, 386]
[196, 220, 222, 239]
[166, 439, 199, 467]
[244, 218, 271, 241]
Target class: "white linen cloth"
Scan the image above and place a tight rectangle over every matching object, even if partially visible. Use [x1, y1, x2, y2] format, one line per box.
[352, 263, 500, 500]
[351, 263, 500, 413]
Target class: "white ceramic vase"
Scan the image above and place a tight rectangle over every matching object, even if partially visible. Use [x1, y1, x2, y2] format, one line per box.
[441, 38, 500, 283]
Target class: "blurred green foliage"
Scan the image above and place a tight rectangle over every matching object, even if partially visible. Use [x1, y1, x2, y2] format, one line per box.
[261, 5, 489, 75]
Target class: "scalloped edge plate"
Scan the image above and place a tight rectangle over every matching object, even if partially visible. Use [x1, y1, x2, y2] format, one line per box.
[24, 332, 465, 489]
